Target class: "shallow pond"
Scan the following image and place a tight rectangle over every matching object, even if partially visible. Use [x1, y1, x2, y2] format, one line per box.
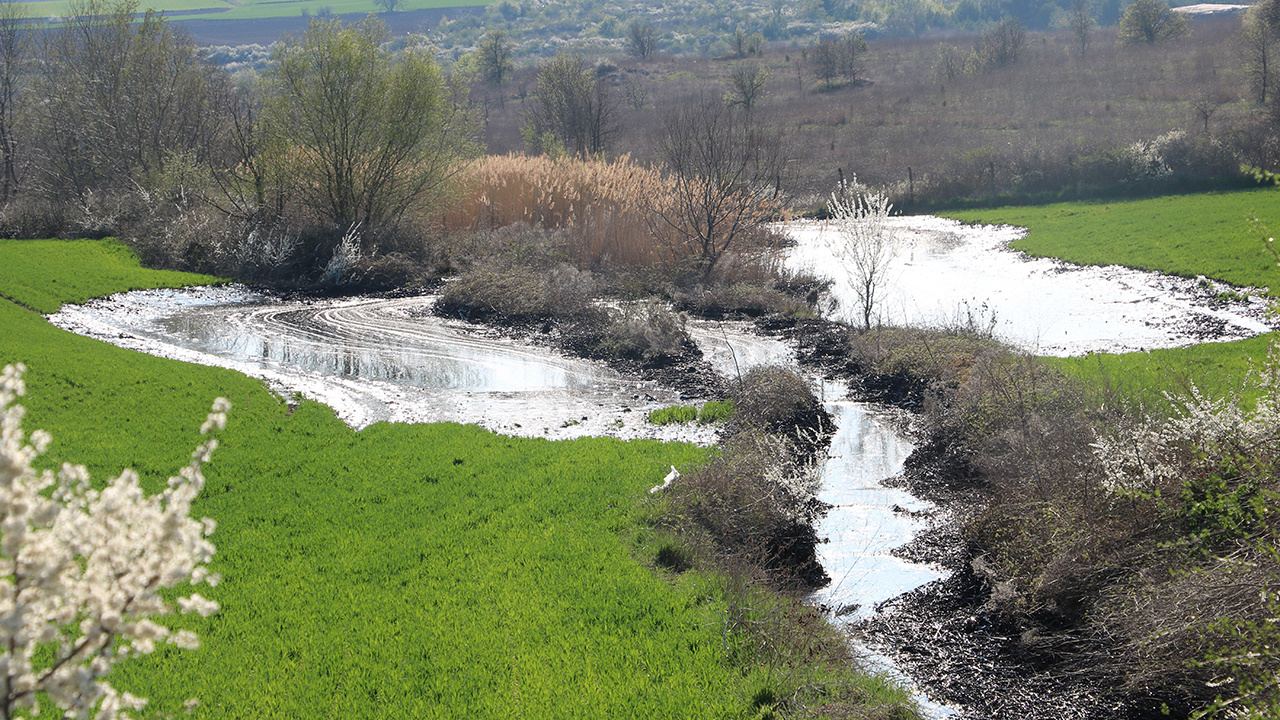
[786, 216, 1272, 356]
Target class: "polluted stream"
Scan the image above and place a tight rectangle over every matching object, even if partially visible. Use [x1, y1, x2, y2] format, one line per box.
[45, 217, 1275, 718]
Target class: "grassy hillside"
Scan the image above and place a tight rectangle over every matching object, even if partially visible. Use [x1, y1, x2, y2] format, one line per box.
[0, 238, 913, 718]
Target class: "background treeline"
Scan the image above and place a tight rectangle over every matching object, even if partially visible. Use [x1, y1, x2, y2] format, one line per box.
[0, 0, 480, 286]
[424, 0, 1204, 60]
[9, 0, 1280, 285]
[470, 7, 1280, 209]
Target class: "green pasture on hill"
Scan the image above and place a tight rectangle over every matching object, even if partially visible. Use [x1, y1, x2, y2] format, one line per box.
[17, 0, 488, 23]
[944, 187, 1280, 292]
[0, 239, 873, 718]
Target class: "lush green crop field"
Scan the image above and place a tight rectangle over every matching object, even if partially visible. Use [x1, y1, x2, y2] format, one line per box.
[944, 188, 1280, 292]
[0, 238, 221, 313]
[0, 239, 915, 718]
[1045, 333, 1279, 412]
[18, 0, 488, 22]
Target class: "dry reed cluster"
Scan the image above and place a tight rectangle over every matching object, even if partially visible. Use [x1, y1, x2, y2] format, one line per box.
[445, 153, 671, 269]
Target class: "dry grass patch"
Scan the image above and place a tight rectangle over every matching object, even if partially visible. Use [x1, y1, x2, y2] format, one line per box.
[445, 153, 668, 269]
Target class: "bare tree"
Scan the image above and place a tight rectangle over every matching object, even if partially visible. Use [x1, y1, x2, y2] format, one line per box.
[728, 28, 763, 58]
[622, 73, 649, 110]
[652, 97, 788, 279]
[1243, 0, 1280, 105]
[826, 182, 900, 330]
[627, 20, 657, 60]
[1118, 0, 1189, 46]
[809, 31, 866, 89]
[725, 61, 768, 115]
[837, 31, 867, 82]
[207, 73, 286, 227]
[0, 0, 28, 204]
[33, 0, 223, 201]
[809, 38, 841, 88]
[972, 17, 1026, 68]
[1192, 91, 1228, 133]
[372, 0, 400, 12]
[1066, 0, 1095, 57]
[523, 53, 621, 157]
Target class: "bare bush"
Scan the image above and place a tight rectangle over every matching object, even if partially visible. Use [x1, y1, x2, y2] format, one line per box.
[652, 97, 788, 280]
[436, 225, 596, 321]
[594, 300, 690, 360]
[727, 364, 834, 456]
[661, 429, 828, 586]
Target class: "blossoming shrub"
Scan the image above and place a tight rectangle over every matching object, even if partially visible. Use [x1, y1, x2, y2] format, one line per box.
[0, 363, 224, 719]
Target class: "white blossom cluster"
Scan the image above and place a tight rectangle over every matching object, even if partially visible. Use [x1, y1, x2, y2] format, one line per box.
[825, 179, 901, 329]
[1092, 373, 1280, 495]
[0, 364, 224, 720]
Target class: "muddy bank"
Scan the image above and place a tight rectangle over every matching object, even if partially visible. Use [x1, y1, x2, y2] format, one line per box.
[755, 312, 1198, 719]
[431, 299, 729, 401]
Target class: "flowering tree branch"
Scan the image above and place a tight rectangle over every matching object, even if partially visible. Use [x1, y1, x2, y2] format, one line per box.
[0, 363, 224, 720]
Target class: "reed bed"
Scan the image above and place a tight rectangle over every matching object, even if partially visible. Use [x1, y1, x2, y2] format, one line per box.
[445, 153, 792, 286]
[445, 153, 670, 269]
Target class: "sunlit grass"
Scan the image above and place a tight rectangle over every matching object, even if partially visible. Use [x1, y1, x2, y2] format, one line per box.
[1047, 333, 1280, 413]
[943, 187, 1280, 292]
[946, 190, 1280, 407]
[0, 238, 916, 719]
[0, 239, 222, 313]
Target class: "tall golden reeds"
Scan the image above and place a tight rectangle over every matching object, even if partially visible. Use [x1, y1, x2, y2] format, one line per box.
[445, 153, 671, 269]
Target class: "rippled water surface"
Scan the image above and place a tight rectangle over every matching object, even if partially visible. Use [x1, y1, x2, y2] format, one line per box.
[49, 286, 701, 438]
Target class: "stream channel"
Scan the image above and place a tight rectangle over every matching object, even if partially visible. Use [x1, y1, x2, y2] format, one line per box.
[45, 217, 1275, 718]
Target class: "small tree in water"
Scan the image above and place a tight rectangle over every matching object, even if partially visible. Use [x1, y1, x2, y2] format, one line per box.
[826, 181, 900, 330]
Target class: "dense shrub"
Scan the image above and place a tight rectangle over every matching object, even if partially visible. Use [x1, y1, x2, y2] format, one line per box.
[725, 364, 834, 459]
[660, 430, 828, 587]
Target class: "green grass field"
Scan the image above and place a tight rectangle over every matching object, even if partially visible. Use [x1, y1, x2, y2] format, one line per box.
[945, 187, 1280, 292]
[946, 190, 1280, 406]
[18, 0, 488, 23]
[0, 239, 913, 718]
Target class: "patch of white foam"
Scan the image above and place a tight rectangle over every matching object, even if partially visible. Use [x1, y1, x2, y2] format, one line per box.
[47, 286, 716, 443]
[785, 216, 1273, 357]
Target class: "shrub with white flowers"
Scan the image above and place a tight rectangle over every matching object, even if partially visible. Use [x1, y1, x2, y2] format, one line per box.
[0, 363, 224, 720]
[826, 180, 901, 330]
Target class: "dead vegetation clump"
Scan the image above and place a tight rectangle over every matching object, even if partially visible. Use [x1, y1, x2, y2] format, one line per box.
[442, 152, 797, 294]
[434, 225, 596, 322]
[725, 364, 836, 458]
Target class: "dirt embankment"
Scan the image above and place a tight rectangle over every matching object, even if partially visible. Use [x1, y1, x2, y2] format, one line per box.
[753, 313, 1188, 720]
